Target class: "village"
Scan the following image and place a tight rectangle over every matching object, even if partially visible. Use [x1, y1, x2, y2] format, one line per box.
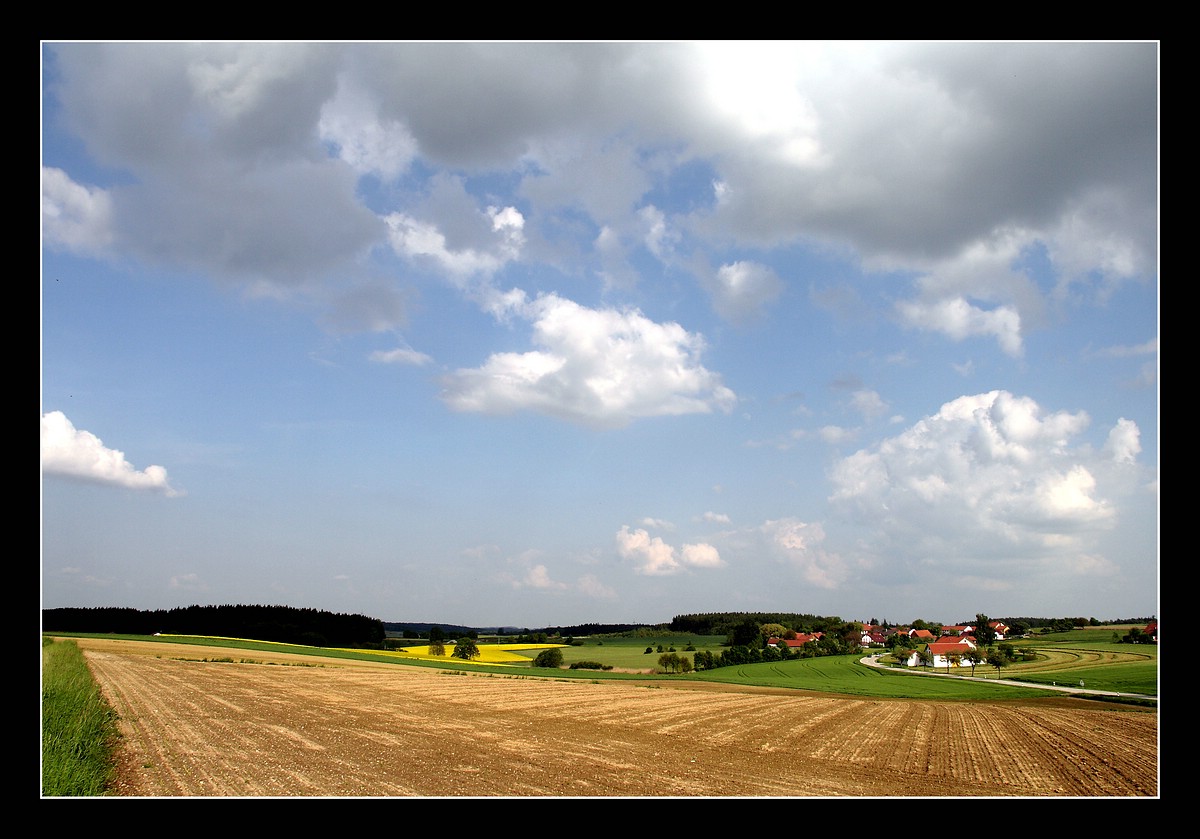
[766, 619, 1159, 671]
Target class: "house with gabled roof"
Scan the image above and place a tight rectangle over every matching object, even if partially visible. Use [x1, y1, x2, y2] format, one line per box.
[904, 635, 980, 669]
[908, 628, 935, 641]
[988, 621, 1010, 640]
[766, 632, 823, 649]
[1144, 621, 1157, 643]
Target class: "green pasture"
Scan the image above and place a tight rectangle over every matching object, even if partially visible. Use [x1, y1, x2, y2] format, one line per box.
[686, 654, 1050, 699]
[1001, 661, 1157, 695]
[511, 634, 728, 670]
[1028, 626, 1150, 643]
[994, 642, 1156, 695]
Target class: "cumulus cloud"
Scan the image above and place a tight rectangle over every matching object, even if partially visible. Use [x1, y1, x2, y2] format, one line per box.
[441, 293, 736, 427]
[897, 297, 1023, 357]
[42, 167, 114, 254]
[44, 43, 1154, 356]
[576, 573, 617, 599]
[519, 564, 568, 590]
[384, 190, 526, 286]
[42, 411, 182, 497]
[616, 525, 723, 575]
[760, 518, 850, 589]
[828, 391, 1135, 569]
[1103, 418, 1142, 464]
[850, 389, 888, 421]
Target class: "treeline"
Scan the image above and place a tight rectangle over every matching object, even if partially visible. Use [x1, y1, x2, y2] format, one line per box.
[670, 612, 846, 636]
[43, 605, 385, 648]
[539, 623, 653, 636]
[693, 632, 862, 671]
[1003, 616, 1155, 631]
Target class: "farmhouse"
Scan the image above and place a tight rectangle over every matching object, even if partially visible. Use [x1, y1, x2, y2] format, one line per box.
[905, 636, 980, 669]
[767, 632, 823, 648]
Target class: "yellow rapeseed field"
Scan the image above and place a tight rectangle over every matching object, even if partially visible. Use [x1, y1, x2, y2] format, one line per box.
[347, 643, 566, 665]
[152, 635, 564, 665]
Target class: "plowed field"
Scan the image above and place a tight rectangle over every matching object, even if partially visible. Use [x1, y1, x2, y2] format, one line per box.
[73, 638, 1157, 797]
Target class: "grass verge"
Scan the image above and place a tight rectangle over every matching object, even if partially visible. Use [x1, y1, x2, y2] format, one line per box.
[42, 637, 121, 796]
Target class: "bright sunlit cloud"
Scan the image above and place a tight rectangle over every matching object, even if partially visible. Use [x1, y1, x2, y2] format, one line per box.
[42, 411, 182, 497]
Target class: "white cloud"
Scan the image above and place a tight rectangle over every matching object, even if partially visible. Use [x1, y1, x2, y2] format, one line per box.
[761, 518, 849, 589]
[41, 167, 114, 254]
[616, 525, 723, 575]
[521, 564, 568, 590]
[370, 347, 433, 366]
[706, 261, 784, 324]
[897, 297, 1023, 357]
[680, 542, 723, 568]
[818, 425, 857, 445]
[385, 208, 523, 281]
[1091, 338, 1158, 359]
[42, 411, 182, 497]
[318, 75, 418, 181]
[702, 511, 731, 524]
[1103, 418, 1142, 464]
[44, 43, 1154, 353]
[441, 293, 736, 428]
[828, 391, 1133, 568]
[617, 526, 680, 575]
[576, 574, 617, 599]
[850, 389, 888, 421]
[639, 205, 679, 262]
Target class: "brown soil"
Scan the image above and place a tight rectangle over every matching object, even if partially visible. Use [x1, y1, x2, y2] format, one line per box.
[71, 638, 1158, 797]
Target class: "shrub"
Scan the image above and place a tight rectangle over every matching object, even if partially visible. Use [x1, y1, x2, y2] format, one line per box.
[568, 661, 613, 671]
[533, 648, 564, 668]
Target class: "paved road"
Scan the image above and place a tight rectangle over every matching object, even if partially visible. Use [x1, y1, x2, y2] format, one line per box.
[858, 654, 1157, 702]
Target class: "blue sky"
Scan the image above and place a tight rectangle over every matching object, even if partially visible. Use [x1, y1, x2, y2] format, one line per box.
[41, 42, 1158, 628]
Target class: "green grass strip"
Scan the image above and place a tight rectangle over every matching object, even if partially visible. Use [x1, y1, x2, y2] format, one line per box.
[42, 638, 121, 796]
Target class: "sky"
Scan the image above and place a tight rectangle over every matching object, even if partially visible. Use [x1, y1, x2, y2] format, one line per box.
[40, 42, 1159, 628]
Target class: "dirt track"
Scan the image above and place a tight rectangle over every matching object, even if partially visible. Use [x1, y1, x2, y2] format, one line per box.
[74, 639, 1158, 797]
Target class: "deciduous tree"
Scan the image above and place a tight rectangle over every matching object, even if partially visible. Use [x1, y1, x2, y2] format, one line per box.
[973, 614, 997, 646]
[452, 637, 480, 660]
[533, 648, 563, 668]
